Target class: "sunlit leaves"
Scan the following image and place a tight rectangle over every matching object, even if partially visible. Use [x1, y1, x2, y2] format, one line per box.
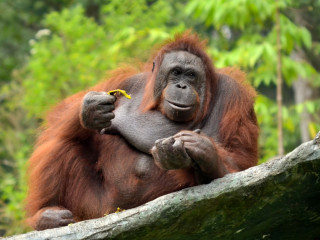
[186, 0, 315, 87]
[186, 0, 277, 30]
[23, 1, 182, 118]
[24, 6, 109, 116]
[186, 0, 319, 161]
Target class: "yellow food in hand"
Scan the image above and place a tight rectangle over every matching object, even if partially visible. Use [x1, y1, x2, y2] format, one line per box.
[107, 89, 131, 99]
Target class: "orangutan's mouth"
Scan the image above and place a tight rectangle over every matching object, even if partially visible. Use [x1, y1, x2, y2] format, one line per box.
[167, 100, 192, 111]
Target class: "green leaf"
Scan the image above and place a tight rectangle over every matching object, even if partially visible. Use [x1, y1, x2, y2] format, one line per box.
[305, 101, 315, 113]
[300, 27, 312, 49]
[296, 104, 304, 114]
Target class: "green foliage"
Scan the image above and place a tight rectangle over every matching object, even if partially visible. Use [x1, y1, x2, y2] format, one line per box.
[1, 0, 320, 236]
[23, 2, 184, 118]
[24, 6, 109, 116]
[0, 0, 74, 85]
[186, 0, 320, 162]
[1, 0, 190, 236]
[0, 146, 31, 236]
[186, 0, 278, 29]
[0, 79, 35, 235]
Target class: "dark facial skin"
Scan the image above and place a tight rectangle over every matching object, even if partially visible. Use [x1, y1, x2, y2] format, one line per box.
[156, 51, 206, 122]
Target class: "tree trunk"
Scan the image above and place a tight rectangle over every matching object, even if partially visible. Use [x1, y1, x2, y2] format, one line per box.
[292, 51, 313, 142]
[276, 0, 284, 156]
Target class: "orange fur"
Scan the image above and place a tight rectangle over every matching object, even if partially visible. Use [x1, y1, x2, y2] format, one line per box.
[216, 67, 258, 172]
[26, 31, 258, 230]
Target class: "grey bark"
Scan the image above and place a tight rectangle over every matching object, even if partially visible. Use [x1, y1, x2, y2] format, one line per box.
[292, 50, 313, 142]
[4, 131, 320, 240]
[289, 6, 319, 143]
[276, 0, 284, 156]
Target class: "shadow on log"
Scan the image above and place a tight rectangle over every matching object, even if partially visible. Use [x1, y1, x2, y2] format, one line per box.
[5, 132, 320, 240]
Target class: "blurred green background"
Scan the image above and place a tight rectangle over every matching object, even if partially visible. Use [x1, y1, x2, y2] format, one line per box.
[0, 0, 319, 236]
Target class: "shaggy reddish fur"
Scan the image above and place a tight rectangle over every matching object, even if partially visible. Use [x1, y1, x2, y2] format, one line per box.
[26, 32, 258, 228]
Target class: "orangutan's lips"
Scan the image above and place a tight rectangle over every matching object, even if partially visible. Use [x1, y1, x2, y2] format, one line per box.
[167, 100, 192, 111]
